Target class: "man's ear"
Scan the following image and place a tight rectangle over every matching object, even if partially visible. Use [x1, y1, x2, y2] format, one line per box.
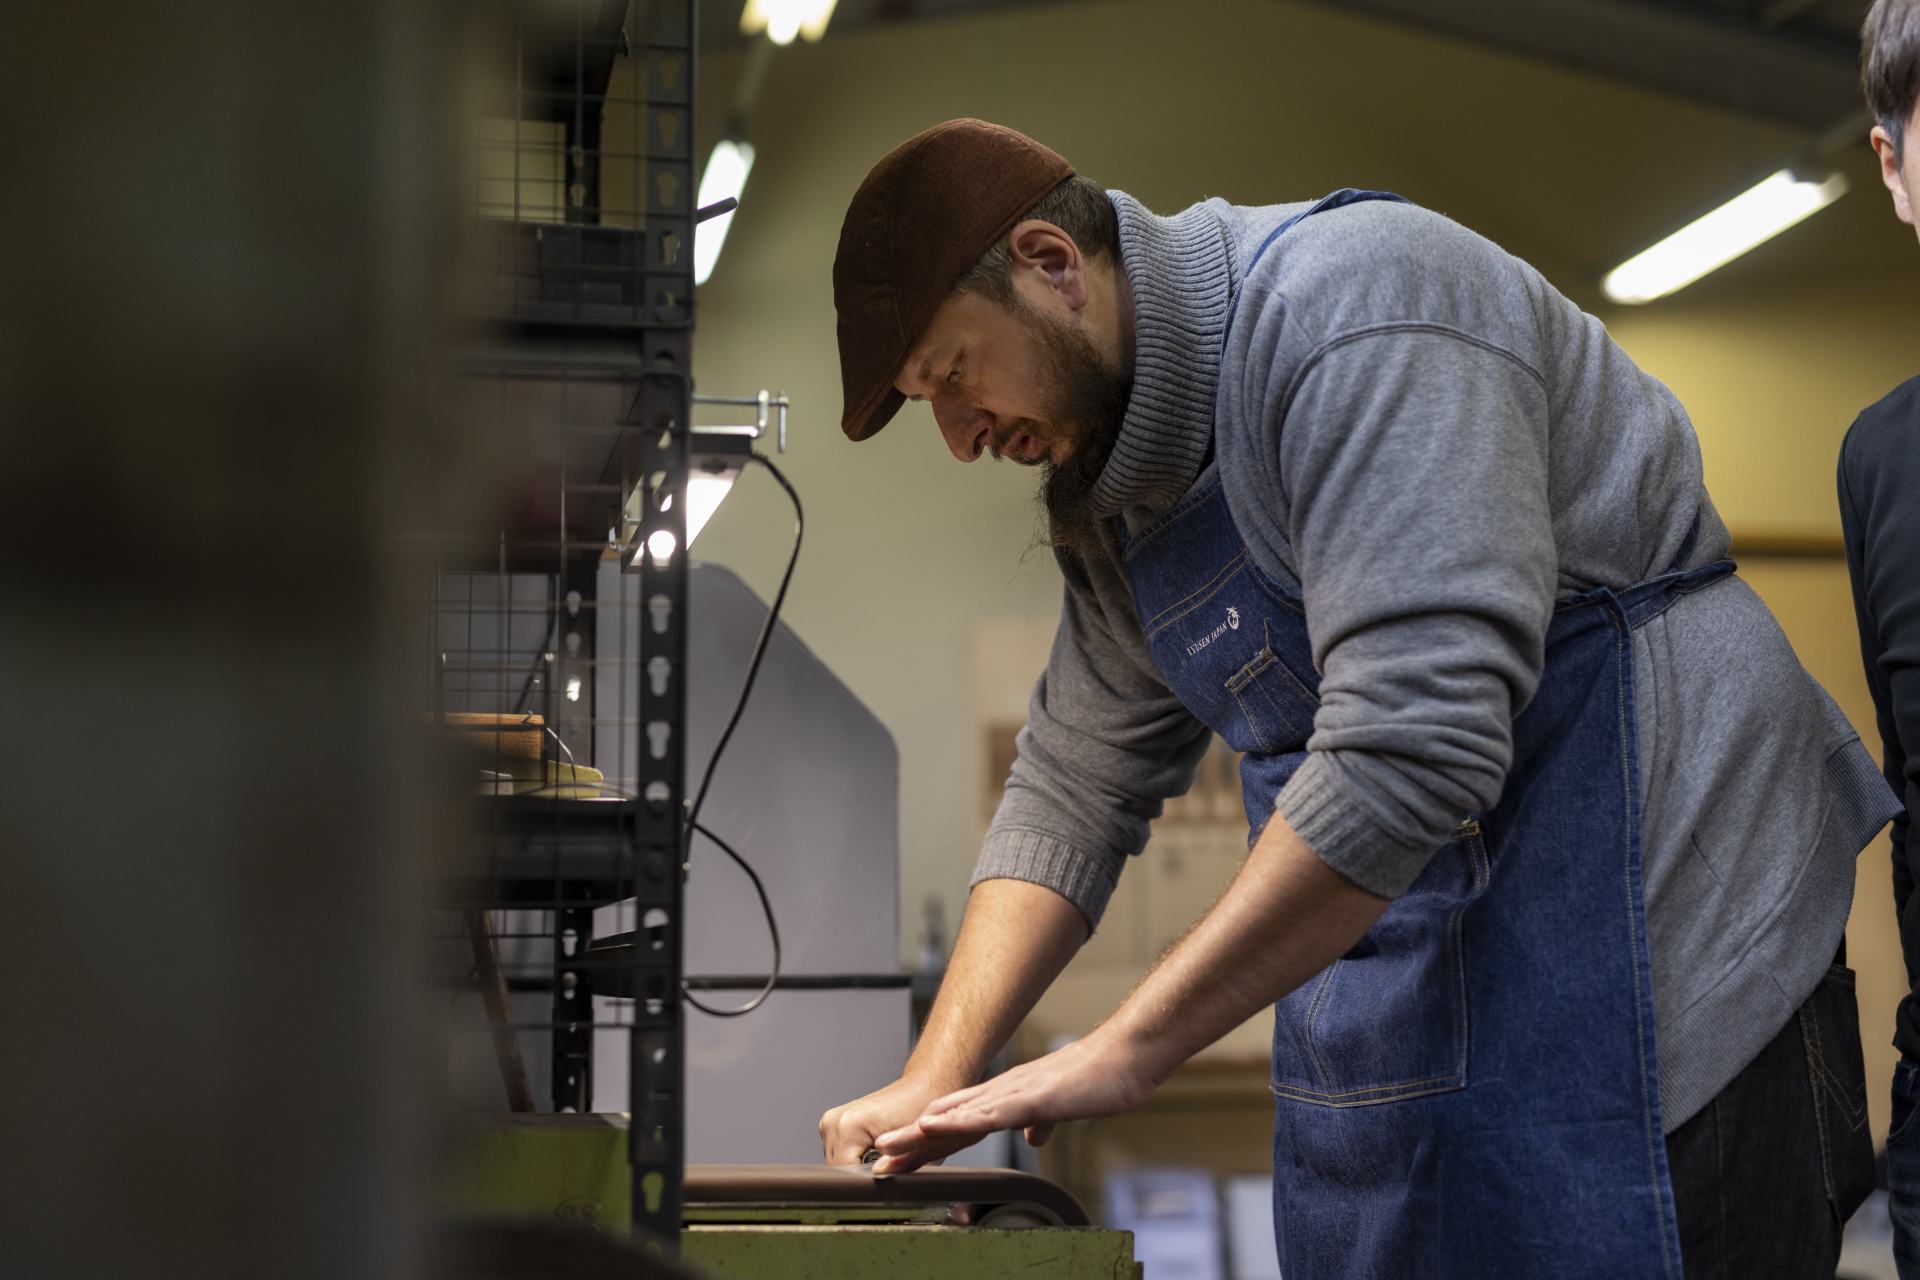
[1872, 123, 1914, 226]
[1006, 220, 1087, 308]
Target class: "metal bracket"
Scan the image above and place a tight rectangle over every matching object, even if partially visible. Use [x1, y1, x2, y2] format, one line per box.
[693, 390, 789, 453]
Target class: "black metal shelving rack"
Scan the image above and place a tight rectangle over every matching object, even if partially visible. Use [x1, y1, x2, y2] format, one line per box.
[440, 0, 698, 1248]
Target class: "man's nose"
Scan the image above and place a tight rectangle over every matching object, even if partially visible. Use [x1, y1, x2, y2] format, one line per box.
[933, 394, 991, 462]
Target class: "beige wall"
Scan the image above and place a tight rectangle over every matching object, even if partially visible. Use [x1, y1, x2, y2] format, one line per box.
[679, 0, 1918, 1114]
[1611, 271, 1919, 535]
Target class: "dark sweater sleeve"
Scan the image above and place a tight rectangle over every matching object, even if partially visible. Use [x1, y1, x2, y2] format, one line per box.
[1839, 387, 1920, 1023]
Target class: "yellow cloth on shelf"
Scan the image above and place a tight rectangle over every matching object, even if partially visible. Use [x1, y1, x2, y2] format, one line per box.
[481, 756, 609, 799]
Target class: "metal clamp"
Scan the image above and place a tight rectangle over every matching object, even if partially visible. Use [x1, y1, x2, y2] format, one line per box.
[692, 390, 788, 452]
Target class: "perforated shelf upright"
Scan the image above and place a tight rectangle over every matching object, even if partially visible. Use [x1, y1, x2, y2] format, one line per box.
[435, 0, 698, 1249]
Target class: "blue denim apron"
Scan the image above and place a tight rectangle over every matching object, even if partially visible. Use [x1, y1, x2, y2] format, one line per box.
[1119, 190, 1733, 1279]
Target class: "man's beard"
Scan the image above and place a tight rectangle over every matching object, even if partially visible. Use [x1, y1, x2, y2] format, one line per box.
[1003, 301, 1130, 558]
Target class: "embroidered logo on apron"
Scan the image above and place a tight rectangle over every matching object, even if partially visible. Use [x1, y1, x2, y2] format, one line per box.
[1184, 607, 1241, 658]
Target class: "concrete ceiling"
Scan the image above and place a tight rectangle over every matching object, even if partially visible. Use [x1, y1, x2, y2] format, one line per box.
[696, 0, 1871, 134]
[1308, 0, 1867, 133]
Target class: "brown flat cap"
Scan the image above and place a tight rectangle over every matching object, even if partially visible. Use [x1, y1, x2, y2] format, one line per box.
[834, 119, 1074, 441]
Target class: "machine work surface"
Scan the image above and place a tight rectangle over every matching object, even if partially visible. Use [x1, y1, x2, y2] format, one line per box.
[683, 1224, 1143, 1279]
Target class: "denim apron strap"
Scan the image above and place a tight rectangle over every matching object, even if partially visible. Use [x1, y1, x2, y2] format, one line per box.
[1244, 189, 1410, 276]
[1115, 190, 1711, 1278]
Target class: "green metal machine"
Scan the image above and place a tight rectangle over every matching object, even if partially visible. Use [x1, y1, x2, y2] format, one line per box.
[443, 1115, 1143, 1279]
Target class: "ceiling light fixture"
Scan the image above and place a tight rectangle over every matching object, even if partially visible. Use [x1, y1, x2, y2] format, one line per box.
[1601, 168, 1849, 305]
[739, 0, 838, 46]
[693, 138, 755, 286]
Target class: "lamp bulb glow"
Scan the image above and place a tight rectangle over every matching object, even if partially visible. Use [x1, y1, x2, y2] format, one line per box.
[685, 473, 735, 545]
[628, 472, 736, 570]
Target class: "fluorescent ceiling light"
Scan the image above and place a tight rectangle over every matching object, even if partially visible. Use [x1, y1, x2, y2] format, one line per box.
[739, 0, 837, 45]
[1602, 169, 1848, 305]
[694, 139, 755, 286]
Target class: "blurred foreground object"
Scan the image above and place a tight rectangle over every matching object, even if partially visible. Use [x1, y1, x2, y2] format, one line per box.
[0, 1, 453, 1277]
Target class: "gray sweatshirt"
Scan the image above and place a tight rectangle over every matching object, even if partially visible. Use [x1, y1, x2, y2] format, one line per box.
[975, 190, 1898, 1130]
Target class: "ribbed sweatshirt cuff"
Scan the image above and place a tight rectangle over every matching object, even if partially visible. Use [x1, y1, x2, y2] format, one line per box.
[1272, 753, 1437, 898]
[970, 827, 1121, 934]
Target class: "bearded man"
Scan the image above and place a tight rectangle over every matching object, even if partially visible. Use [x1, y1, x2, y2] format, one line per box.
[819, 119, 1897, 1279]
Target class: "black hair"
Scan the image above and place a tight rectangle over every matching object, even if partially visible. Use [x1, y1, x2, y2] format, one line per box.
[1864, 0, 1920, 159]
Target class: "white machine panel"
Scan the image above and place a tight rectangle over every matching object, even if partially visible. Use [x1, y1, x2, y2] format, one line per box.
[587, 559, 910, 1159]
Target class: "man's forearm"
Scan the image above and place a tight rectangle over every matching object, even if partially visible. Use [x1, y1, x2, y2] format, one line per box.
[904, 877, 1087, 1088]
[1104, 811, 1390, 1083]
[876, 812, 1397, 1172]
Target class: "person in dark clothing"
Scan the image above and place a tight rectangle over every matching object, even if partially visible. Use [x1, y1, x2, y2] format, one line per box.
[1845, 3, 1920, 1275]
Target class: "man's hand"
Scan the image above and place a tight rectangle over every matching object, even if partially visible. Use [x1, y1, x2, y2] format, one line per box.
[870, 815, 1387, 1174]
[815, 878, 1090, 1169]
[870, 1028, 1157, 1174]
[818, 1071, 970, 1167]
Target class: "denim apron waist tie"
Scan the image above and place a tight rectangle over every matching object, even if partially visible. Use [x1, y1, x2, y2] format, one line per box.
[1116, 186, 1726, 1280]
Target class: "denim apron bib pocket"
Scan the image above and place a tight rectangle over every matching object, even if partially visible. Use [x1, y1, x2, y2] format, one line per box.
[1129, 482, 1492, 1111]
[1116, 186, 1721, 1280]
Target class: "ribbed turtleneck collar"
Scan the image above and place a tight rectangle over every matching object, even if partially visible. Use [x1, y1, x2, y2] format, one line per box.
[1086, 190, 1234, 519]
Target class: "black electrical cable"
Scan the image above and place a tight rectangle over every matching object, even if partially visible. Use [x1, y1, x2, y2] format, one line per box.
[511, 587, 559, 715]
[679, 450, 802, 1018]
[682, 820, 782, 1017]
[682, 451, 802, 853]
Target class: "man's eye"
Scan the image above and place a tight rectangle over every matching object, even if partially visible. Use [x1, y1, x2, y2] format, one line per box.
[946, 364, 962, 384]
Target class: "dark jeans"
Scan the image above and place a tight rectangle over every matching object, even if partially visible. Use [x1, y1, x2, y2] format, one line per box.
[1665, 964, 1874, 1279]
[1888, 1058, 1920, 1277]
